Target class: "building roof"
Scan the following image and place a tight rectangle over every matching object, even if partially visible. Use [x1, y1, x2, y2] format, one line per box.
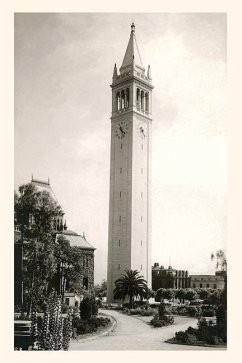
[31, 178, 58, 203]
[57, 229, 95, 250]
[120, 23, 145, 74]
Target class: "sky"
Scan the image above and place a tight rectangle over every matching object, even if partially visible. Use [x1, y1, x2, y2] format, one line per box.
[14, 13, 227, 284]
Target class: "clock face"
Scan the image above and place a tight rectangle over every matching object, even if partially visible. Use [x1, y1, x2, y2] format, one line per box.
[114, 120, 128, 139]
[137, 122, 147, 139]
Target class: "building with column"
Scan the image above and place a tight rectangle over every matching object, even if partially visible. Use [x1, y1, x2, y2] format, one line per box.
[107, 23, 153, 302]
[152, 263, 190, 290]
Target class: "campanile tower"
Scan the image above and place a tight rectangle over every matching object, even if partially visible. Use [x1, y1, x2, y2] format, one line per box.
[107, 23, 153, 303]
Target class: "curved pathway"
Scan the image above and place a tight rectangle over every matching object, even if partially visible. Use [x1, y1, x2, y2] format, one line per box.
[70, 309, 224, 350]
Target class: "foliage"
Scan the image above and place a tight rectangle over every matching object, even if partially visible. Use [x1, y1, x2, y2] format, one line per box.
[155, 288, 166, 302]
[158, 302, 172, 319]
[175, 331, 197, 344]
[54, 235, 84, 300]
[127, 307, 157, 316]
[79, 295, 98, 320]
[74, 316, 110, 335]
[113, 269, 148, 308]
[184, 288, 199, 302]
[150, 302, 174, 328]
[94, 279, 107, 298]
[30, 291, 73, 350]
[201, 307, 216, 317]
[151, 314, 174, 328]
[187, 305, 202, 317]
[15, 183, 63, 315]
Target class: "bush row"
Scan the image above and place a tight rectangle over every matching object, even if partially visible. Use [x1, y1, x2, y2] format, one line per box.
[171, 305, 216, 317]
[73, 316, 110, 335]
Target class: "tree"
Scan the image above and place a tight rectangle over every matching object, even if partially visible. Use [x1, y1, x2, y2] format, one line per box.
[54, 235, 83, 301]
[15, 183, 63, 315]
[176, 288, 186, 304]
[163, 288, 175, 301]
[184, 288, 199, 302]
[113, 269, 148, 308]
[155, 288, 166, 302]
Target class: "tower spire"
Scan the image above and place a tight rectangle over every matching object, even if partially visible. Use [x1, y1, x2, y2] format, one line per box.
[120, 23, 145, 74]
[112, 63, 117, 79]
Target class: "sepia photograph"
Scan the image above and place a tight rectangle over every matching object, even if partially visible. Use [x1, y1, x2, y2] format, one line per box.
[13, 12, 228, 351]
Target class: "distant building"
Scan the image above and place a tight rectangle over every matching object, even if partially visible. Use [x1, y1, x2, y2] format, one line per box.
[190, 274, 225, 289]
[152, 263, 190, 290]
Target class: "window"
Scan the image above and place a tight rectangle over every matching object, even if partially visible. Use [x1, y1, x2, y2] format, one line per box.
[118, 240, 120, 247]
[120, 191, 122, 198]
[141, 264, 142, 270]
[213, 284, 217, 289]
[141, 168, 143, 174]
[141, 240, 143, 246]
[120, 167, 122, 173]
[193, 284, 196, 288]
[141, 216, 143, 222]
[141, 192, 143, 198]
[141, 143, 143, 150]
[200, 283, 202, 288]
[119, 216, 121, 222]
[207, 284, 210, 288]
[121, 143, 122, 150]
[65, 298, 70, 306]
[75, 301, 78, 307]
[118, 264, 120, 270]
[83, 277, 88, 290]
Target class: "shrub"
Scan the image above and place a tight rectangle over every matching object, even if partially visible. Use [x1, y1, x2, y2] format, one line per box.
[186, 326, 198, 336]
[171, 306, 178, 315]
[80, 296, 98, 320]
[175, 331, 197, 344]
[141, 309, 156, 316]
[206, 335, 224, 345]
[202, 307, 216, 317]
[187, 305, 202, 317]
[164, 315, 174, 324]
[75, 316, 110, 335]
[61, 304, 69, 314]
[158, 303, 172, 319]
[152, 320, 164, 327]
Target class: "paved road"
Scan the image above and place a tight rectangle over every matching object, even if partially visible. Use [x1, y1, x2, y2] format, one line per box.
[70, 309, 225, 350]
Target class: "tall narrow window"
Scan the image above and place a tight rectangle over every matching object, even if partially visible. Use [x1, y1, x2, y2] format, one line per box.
[116, 91, 121, 111]
[118, 240, 121, 247]
[141, 192, 143, 198]
[141, 90, 144, 110]
[118, 264, 120, 270]
[141, 264, 143, 270]
[141, 216, 143, 222]
[141, 240, 143, 246]
[145, 92, 149, 112]
[121, 90, 125, 109]
[141, 168, 143, 174]
[126, 88, 129, 108]
[121, 143, 122, 150]
[119, 216, 121, 222]
[120, 191, 122, 198]
[120, 167, 122, 173]
[141, 144, 143, 150]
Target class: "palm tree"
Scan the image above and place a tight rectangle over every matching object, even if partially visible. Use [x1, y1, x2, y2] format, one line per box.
[113, 269, 148, 308]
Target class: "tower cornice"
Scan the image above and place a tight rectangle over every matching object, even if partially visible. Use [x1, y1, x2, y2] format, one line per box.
[111, 75, 154, 90]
